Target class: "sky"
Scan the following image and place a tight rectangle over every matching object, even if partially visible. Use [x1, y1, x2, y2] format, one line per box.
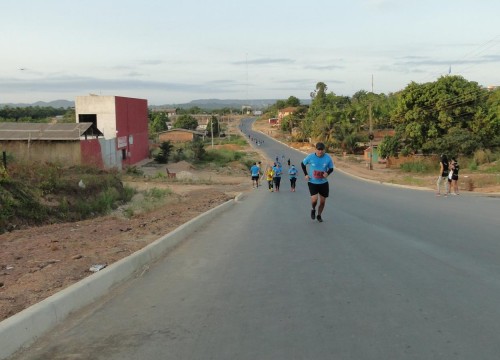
[1, 0, 500, 106]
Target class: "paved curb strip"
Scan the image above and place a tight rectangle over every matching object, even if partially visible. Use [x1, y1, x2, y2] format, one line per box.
[0, 195, 241, 359]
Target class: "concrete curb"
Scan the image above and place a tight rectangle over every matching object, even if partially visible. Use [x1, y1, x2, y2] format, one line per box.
[0, 195, 241, 359]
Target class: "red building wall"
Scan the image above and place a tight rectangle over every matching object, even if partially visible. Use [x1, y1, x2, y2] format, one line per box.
[80, 139, 104, 168]
[114, 97, 149, 166]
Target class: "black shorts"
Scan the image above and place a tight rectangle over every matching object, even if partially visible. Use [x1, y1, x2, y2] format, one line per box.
[308, 182, 329, 198]
[252, 176, 259, 181]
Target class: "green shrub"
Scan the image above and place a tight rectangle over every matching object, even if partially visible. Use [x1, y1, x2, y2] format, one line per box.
[125, 166, 144, 176]
[0, 162, 135, 233]
[145, 187, 172, 200]
[468, 160, 478, 171]
[204, 149, 244, 166]
[399, 161, 432, 173]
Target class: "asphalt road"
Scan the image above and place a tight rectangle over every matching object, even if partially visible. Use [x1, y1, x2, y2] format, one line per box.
[11, 118, 500, 360]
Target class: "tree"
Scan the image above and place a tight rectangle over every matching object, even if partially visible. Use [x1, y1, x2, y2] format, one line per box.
[310, 82, 328, 108]
[206, 116, 220, 136]
[150, 112, 168, 134]
[286, 96, 300, 107]
[391, 75, 491, 154]
[482, 88, 500, 147]
[154, 141, 174, 164]
[275, 100, 287, 110]
[189, 138, 206, 161]
[378, 134, 401, 158]
[61, 109, 76, 123]
[173, 114, 198, 130]
[280, 106, 307, 134]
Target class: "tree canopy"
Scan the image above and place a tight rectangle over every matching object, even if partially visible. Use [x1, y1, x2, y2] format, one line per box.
[173, 114, 198, 130]
[391, 75, 497, 155]
[0, 106, 67, 122]
[149, 111, 168, 134]
[290, 77, 499, 157]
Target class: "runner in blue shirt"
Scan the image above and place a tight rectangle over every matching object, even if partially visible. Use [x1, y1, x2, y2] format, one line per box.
[301, 142, 334, 222]
[272, 162, 282, 192]
[288, 164, 298, 192]
[250, 162, 261, 188]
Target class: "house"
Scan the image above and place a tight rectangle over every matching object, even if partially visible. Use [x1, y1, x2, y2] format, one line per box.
[0, 122, 103, 166]
[164, 108, 177, 117]
[75, 95, 149, 169]
[158, 128, 205, 143]
[278, 107, 298, 124]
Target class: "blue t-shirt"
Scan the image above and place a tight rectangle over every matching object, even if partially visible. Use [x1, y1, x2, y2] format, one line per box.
[250, 165, 260, 177]
[302, 153, 334, 184]
[272, 165, 282, 177]
[288, 166, 298, 179]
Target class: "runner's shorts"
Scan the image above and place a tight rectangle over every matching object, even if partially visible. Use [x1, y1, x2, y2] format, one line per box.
[308, 182, 329, 198]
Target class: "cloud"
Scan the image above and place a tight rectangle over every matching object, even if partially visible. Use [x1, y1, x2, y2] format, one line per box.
[303, 64, 345, 71]
[138, 60, 165, 66]
[394, 54, 500, 67]
[0, 75, 228, 94]
[231, 58, 295, 66]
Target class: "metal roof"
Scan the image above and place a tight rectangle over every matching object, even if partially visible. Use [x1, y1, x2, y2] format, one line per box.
[0, 122, 99, 141]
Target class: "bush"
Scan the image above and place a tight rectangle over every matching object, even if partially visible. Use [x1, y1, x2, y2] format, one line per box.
[468, 160, 478, 171]
[400, 161, 431, 173]
[125, 166, 144, 176]
[0, 162, 134, 233]
[154, 141, 174, 164]
[204, 148, 245, 166]
[474, 149, 493, 165]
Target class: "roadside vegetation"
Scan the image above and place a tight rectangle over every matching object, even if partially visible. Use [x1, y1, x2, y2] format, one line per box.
[264, 76, 499, 160]
[149, 134, 257, 170]
[0, 162, 134, 234]
[261, 76, 500, 191]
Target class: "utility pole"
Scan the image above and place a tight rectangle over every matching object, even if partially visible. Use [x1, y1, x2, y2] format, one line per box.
[211, 117, 214, 149]
[368, 74, 374, 170]
[369, 102, 373, 170]
[228, 110, 231, 140]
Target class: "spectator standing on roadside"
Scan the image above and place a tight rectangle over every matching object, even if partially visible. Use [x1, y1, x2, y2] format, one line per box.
[451, 158, 460, 195]
[436, 154, 449, 196]
[301, 142, 334, 223]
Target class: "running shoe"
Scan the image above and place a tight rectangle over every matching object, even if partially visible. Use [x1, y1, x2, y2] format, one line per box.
[317, 215, 323, 223]
[311, 209, 316, 220]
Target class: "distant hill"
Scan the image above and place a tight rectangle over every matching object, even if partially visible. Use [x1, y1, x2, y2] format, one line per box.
[0, 100, 74, 109]
[151, 98, 311, 111]
[1, 98, 311, 111]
